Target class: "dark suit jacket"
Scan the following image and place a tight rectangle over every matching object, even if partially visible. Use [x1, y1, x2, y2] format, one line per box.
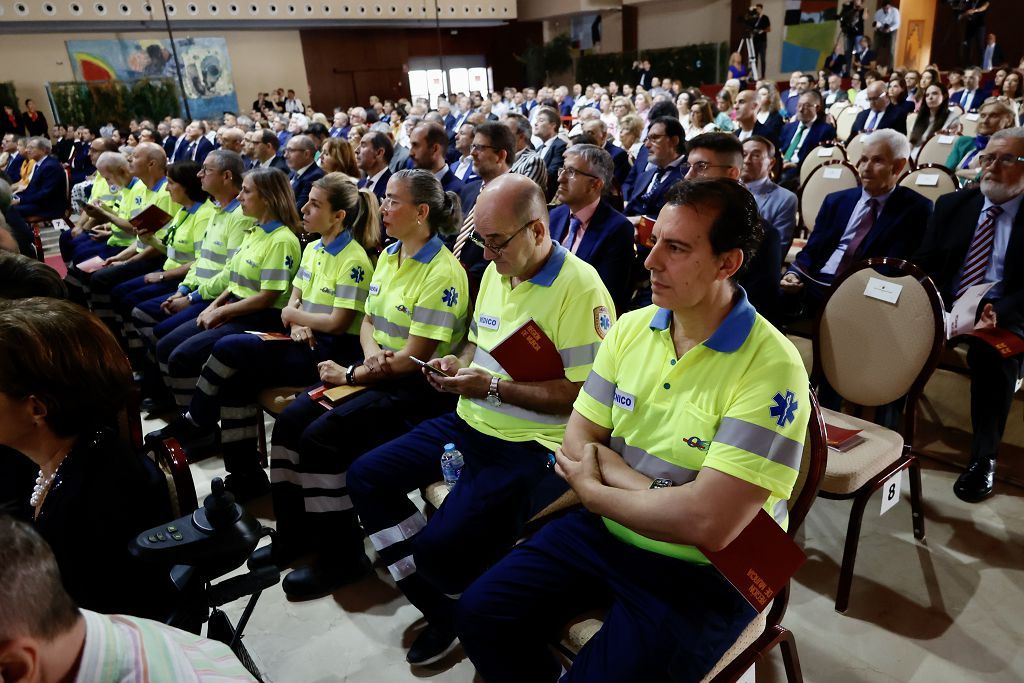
[161, 135, 177, 159]
[0, 111, 25, 136]
[54, 138, 75, 163]
[438, 167, 464, 196]
[779, 119, 837, 165]
[739, 218, 782, 319]
[914, 189, 1024, 330]
[604, 141, 630, 189]
[3, 152, 24, 183]
[268, 155, 289, 173]
[847, 105, 908, 143]
[22, 111, 48, 137]
[540, 137, 568, 198]
[460, 178, 484, 215]
[735, 118, 783, 147]
[290, 164, 325, 213]
[633, 67, 652, 89]
[791, 185, 932, 283]
[621, 144, 649, 201]
[188, 136, 214, 165]
[69, 143, 95, 185]
[954, 88, 991, 113]
[14, 156, 66, 217]
[549, 198, 635, 312]
[623, 159, 686, 218]
[357, 168, 390, 203]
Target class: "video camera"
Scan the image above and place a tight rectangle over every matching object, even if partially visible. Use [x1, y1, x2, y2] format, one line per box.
[737, 6, 760, 35]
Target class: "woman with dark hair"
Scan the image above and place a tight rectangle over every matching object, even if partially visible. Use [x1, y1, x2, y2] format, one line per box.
[108, 160, 214, 347]
[999, 70, 1022, 118]
[253, 168, 469, 599]
[685, 98, 718, 139]
[887, 76, 915, 115]
[0, 298, 175, 619]
[154, 167, 302, 419]
[319, 136, 360, 181]
[153, 173, 382, 499]
[910, 83, 959, 154]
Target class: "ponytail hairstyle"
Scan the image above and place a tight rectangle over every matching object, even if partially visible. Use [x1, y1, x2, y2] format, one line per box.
[390, 168, 463, 237]
[312, 172, 382, 252]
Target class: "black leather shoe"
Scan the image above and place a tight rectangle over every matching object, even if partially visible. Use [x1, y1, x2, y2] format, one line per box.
[224, 469, 270, 503]
[140, 396, 175, 415]
[281, 553, 372, 600]
[954, 457, 996, 503]
[406, 623, 458, 666]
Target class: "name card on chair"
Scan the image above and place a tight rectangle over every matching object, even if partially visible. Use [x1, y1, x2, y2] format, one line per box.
[915, 174, 940, 187]
[937, 135, 955, 145]
[823, 167, 843, 179]
[864, 277, 902, 304]
[817, 147, 835, 157]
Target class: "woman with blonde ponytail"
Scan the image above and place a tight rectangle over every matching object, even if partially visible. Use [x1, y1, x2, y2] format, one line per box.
[149, 171, 382, 501]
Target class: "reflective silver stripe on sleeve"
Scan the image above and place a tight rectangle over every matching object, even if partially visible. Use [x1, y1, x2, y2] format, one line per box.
[412, 306, 456, 330]
[471, 346, 508, 375]
[713, 417, 803, 471]
[301, 301, 334, 314]
[610, 437, 700, 484]
[261, 268, 291, 281]
[166, 246, 179, 261]
[559, 342, 600, 368]
[335, 284, 367, 302]
[772, 498, 789, 525]
[295, 267, 312, 281]
[469, 319, 478, 336]
[194, 267, 219, 278]
[369, 315, 410, 340]
[200, 248, 227, 264]
[229, 271, 261, 290]
[582, 371, 615, 406]
[467, 398, 569, 425]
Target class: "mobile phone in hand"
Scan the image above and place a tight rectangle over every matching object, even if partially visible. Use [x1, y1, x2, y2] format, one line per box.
[411, 356, 454, 378]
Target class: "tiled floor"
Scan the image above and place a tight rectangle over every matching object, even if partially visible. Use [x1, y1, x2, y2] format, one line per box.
[167, 427, 1024, 683]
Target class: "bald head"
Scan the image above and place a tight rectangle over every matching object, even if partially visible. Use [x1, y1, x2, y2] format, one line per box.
[219, 127, 245, 153]
[474, 174, 552, 276]
[479, 173, 549, 232]
[134, 141, 166, 167]
[129, 142, 167, 185]
[867, 81, 889, 112]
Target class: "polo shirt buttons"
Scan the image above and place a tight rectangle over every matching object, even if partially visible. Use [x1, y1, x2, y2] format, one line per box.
[670, 359, 676, 365]
[663, 383, 671, 390]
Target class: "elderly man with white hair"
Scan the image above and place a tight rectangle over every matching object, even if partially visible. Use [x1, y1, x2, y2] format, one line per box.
[781, 128, 933, 306]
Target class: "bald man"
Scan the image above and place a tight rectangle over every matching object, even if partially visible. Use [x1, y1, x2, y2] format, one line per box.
[348, 173, 617, 666]
[846, 80, 907, 143]
[218, 127, 245, 154]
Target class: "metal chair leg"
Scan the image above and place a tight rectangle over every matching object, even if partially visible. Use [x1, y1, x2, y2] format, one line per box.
[835, 488, 871, 613]
[778, 627, 803, 683]
[908, 458, 926, 540]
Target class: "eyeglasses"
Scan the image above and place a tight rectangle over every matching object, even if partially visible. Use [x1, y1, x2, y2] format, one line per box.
[469, 218, 537, 256]
[686, 160, 733, 176]
[557, 166, 601, 181]
[380, 196, 408, 209]
[977, 153, 1024, 168]
[471, 143, 499, 154]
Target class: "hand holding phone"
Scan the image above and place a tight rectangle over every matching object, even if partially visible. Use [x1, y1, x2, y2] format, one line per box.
[411, 356, 454, 378]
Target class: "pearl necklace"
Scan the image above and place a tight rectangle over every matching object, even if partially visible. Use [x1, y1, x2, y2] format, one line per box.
[30, 453, 69, 509]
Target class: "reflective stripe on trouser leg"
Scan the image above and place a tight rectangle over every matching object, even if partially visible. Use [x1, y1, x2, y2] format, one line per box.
[220, 403, 262, 474]
[190, 353, 240, 425]
[368, 511, 428, 551]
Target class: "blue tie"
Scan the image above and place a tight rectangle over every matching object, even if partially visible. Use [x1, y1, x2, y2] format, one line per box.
[563, 214, 582, 250]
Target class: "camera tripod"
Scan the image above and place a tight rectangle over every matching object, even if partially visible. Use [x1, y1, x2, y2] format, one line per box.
[737, 33, 762, 81]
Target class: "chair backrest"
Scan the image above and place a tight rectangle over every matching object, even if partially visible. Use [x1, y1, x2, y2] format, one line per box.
[897, 164, 959, 203]
[798, 160, 860, 234]
[948, 102, 965, 118]
[960, 111, 980, 138]
[845, 132, 866, 166]
[150, 437, 198, 517]
[915, 132, 958, 168]
[814, 259, 945, 434]
[788, 388, 828, 536]
[835, 106, 861, 141]
[905, 111, 918, 135]
[828, 101, 850, 122]
[799, 144, 846, 185]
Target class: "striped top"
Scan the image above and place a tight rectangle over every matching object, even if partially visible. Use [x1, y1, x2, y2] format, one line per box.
[74, 609, 257, 682]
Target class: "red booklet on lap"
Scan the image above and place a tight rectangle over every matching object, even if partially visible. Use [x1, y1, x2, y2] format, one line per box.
[487, 319, 564, 382]
[700, 509, 806, 613]
[129, 204, 174, 234]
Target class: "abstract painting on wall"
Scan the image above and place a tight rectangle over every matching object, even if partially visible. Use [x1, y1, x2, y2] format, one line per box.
[66, 37, 239, 119]
[781, 0, 840, 73]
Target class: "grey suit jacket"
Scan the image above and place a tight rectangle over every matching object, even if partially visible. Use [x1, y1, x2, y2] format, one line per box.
[749, 179, 798, 250]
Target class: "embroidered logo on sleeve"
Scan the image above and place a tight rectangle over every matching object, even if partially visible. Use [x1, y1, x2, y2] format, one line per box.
[442, 287, 459, 307]
[350, 266, 365, 283]
[284, 255, 294, 268]
[593, 306, 612, 339]
[770, 390, 799, 428]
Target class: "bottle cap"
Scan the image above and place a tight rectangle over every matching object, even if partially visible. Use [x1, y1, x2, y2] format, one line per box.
[444, 442, 455, 451]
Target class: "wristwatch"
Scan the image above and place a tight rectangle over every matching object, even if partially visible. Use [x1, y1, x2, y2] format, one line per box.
[485, 376, 502, 407]
[345, 362, 362, 386]
[650, 478, 674, 489]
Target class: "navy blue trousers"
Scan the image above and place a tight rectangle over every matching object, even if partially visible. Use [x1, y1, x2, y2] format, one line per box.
[88, 259, 162, 333]
[269, 375, 454, 561]
[456, 509, 757, 683]
[189, 332, 360, 473]
[347, 413, 563, 631]
[111, 277, 178, 353]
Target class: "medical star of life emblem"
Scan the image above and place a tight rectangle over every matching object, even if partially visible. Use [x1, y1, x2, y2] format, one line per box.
[442, 287, 458, 307]
[350, 266, 365, 283]
[770, 390, 798, 428]
[284, 255, 294, 268]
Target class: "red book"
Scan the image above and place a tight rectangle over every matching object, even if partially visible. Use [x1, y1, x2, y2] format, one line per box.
[824, 423, 866, 452]
[700, 509, 807, 613]
[961, 327, 1024, 359]
[129, 204, 174, 234]
[244, 330, 292, 341]
[307, 383, 366, 410]
[636, 215, 656, 248]
[487, 319, 564, 382]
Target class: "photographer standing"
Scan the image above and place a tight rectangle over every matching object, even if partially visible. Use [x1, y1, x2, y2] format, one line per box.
[960, 1, 990, 67]
[749, 4, 771, 77]
[872, 1, 899, 68]
[840, 0, 866, 75]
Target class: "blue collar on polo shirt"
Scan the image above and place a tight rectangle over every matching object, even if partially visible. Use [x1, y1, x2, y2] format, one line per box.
[527, 243, 568, 287]
[648, 287, 756, 353]
[317, 229, 353, 256]
[259, 219, 284, 234]
[385, 234, 445, 263]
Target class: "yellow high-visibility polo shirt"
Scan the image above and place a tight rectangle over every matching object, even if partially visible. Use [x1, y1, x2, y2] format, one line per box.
[293, 230, 375, 336]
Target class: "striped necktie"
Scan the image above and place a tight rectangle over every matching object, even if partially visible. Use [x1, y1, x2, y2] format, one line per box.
[956, 205, 1003, 299]
[452, 207, 476, 260]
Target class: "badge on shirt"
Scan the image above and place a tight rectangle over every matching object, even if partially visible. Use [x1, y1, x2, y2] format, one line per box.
[593, 306, 612, 339]
[478, 313, 500, 331]
[369, 283, 380, 296]
[285, 255, 294, 268]
[442, 287, 459, 308]
[350, 266, 365, 283]
[770, 390, 799, 428]
[613, 388, 636, 411]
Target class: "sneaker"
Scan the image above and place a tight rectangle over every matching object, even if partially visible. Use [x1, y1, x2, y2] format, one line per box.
[406, 624, 458, 666]
[281, 553, 372, 600]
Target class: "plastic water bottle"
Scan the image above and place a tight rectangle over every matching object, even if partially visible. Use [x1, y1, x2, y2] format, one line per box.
[440, 443, 464, 488]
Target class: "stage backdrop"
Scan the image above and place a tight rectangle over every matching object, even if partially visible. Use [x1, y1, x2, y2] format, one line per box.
[66, 37, 239, 119]
[781, 0, 840, 73]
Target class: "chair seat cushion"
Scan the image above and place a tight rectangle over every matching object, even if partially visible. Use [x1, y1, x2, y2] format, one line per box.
[820, 408, 905, 494]
[424, 480, 449, 509]
[423, 481, 580, 524]
[257, 386, 308, 416]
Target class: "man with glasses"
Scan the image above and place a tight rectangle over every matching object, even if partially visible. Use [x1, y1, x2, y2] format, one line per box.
[348, 173, 616, 666]
[623, 116, 688, 221]
[248, 129, 289, 172]
[549, 144, 634, 312]
[946, 99, 1016, 186]
[847, 80, 907, 144]
[778, 90, 836, 188]
[914, 128, 1024, 503]
[284, 134, 324, 214]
